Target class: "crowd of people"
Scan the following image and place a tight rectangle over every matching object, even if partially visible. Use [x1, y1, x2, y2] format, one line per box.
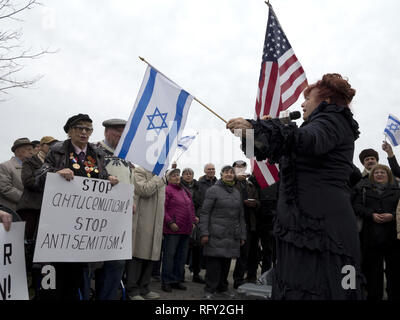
[1, 74, 400, 301]
[0, 113, 277, 301]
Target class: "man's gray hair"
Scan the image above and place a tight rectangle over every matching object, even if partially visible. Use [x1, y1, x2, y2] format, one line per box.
[204, 163, 215, 170]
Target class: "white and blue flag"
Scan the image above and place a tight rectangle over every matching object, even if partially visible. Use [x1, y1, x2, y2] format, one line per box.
[177, 133, 198, 152]
[115, 66, 193, 176]
[384, 114, 400, 147]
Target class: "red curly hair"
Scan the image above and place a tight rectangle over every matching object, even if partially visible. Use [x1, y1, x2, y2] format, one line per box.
[303, 73, 356, 107]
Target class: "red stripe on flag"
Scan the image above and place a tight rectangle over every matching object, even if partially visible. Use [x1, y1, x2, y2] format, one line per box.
[253, 162, 269, 189]
[280, 66, 306, 93]
[262, 62, 279, 116]
[255, 62, 266, 116]
[267, 162, 280, 181]
[281, 79, 308, 110]
[279, 54, 298, 75]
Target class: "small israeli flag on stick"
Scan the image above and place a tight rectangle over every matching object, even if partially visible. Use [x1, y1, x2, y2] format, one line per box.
[384, 114, 400, 146]
[177, 133, 198, 152]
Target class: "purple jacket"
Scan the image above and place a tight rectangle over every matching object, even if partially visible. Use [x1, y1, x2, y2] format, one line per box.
[164, 183, 196, 235]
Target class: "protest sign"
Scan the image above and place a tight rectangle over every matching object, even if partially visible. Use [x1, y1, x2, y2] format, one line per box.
[0, 221, 29, 300]
[33, 173, 133, 262]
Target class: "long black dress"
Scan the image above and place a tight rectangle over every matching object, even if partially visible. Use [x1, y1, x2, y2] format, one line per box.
[243, 102, 364, 299]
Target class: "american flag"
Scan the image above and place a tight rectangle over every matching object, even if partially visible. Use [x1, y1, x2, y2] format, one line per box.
[252, 4, 308, 189]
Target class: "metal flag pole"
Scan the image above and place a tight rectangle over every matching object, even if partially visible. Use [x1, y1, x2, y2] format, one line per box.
[139, 56, 228, 124]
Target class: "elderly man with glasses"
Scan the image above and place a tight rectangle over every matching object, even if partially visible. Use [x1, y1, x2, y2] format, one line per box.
[36, 113, 118, 300]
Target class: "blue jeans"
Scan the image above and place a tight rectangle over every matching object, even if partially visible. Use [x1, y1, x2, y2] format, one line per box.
[82, 260, 126, 300]
[161, 234, 190, 284]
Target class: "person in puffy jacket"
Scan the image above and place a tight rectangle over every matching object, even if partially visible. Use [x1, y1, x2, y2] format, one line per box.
[353, 164, 400, 300]
[199, 165, 246, 299]
[161, 168, 197, 293]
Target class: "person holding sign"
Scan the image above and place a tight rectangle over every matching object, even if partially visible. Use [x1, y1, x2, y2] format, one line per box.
[0, 208, 13, 231]
[36, 113, 119, 300]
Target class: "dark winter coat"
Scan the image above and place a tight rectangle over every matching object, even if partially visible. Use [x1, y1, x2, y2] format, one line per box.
[353, 181, 400, 248]
[244, 102, 363, 300]
[388, 156, 400, 179]
[36, 140, 109, 188]
[181, 179, 201, 214]
[195, 175, 217, 215]
[17, 155, 44, 211]
[199, 179, 246, 258]
[234, 178, 260, 232]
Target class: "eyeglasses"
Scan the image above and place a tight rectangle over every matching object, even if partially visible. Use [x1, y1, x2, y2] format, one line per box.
[73, 125, 93, 133]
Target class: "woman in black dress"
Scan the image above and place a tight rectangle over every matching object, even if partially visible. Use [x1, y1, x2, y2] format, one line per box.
[227, 74, 364, 299]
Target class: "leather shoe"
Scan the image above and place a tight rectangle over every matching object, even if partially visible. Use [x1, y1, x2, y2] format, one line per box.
[170, 282, 187, 290]
[161, 284, 172, 292]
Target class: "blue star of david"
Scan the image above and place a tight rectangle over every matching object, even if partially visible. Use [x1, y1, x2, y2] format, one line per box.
[387, 123, 400, 132]
[146, 107, 168, 134]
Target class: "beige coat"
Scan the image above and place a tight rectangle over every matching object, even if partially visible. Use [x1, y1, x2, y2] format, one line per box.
[396, 199, 400, 240]
[131, 166, 166, 260]
[0, 157, 24, 211]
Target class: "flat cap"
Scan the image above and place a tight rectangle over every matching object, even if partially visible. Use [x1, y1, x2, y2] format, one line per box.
[102, 119, 127, 128]
[11, 137, 34, 153]
[40, 136, 58, 145]
[64, 114, 92, 133]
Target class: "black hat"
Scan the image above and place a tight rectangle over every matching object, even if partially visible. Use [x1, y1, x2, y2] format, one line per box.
[64, 114, 92, 133]
[31, 140, 40, 146]
[232, 160, 247, 167]
[11, 137, 34, 153]
[359, 148, 379, 164]
[102, 119, 127, 128]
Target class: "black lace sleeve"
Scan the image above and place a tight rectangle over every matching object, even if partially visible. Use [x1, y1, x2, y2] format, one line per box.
[241, 118, 297, 164]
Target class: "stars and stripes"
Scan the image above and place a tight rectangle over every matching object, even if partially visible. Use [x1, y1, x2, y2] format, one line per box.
[253, 4, 308, 189]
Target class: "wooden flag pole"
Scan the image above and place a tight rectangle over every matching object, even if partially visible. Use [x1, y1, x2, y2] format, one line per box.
[139, 56, 228, 124]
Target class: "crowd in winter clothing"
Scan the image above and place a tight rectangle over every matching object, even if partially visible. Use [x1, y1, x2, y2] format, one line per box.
[1, 107, 400, 300]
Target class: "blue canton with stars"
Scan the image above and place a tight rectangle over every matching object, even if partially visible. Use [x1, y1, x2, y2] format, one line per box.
[147, 107, 168, 134]
[262, 6, 292, 62]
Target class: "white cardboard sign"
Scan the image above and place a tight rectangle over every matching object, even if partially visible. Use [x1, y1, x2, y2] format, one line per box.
[0, 221, 29, 300]
[34, 173, 133, 262]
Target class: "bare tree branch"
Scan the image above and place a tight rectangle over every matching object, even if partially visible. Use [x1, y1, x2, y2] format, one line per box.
[0, 0, 39, 20]
[0, 0, 52, 96]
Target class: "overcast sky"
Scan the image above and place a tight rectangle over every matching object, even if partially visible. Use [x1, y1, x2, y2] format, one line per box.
[1, 0, 400, 179]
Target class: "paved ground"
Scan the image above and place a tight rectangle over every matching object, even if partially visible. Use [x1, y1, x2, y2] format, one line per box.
[137, 264, 268, 301]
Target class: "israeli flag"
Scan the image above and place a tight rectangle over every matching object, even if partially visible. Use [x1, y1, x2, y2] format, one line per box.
[177, 133, 198, 152]
[384, 114, 400, 147]
[115, 66, 193, 176]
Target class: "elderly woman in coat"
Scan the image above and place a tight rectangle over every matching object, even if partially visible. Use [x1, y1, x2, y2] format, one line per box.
[353, 164, 400, 300]
[199, 165, 246, 299]
[227, 74, 364, 300]
[161, 168, 197, 293]
[125, 166, 166, 300]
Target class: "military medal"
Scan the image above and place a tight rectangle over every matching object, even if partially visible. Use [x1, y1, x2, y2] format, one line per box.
[83, 156, 98, 178]
[70, 153, 81, 170]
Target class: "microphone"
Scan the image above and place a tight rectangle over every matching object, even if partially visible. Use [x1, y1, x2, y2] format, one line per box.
[278, 110, 301, 124]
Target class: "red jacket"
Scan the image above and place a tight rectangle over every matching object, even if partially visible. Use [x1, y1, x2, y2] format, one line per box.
[164, 183, 196, 235]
